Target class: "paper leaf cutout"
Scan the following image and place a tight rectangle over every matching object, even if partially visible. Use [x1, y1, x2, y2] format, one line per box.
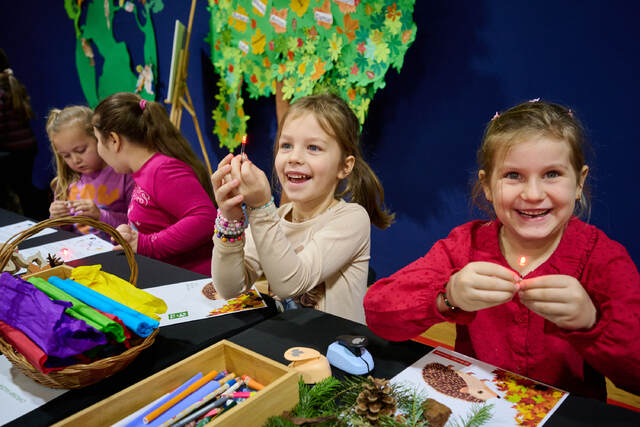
[208, 0, 417, 151]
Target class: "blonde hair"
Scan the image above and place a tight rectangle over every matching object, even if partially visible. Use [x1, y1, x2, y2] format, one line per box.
[92, 93, 214, 201]
[274, 93, 394, 229]
[46, 105, 95, 201]
[472, 100, 590, 219]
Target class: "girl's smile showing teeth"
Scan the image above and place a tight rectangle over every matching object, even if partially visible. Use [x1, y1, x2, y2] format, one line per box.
[517, 209, 551, 218]
[286, 172, 311, 183]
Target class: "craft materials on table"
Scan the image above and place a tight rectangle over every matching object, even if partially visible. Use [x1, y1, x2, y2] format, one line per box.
[0, 220, 56, 243]
[18, 234, 114, 264]
[0, 273, 108, 358]
[391, 346, 569, 427]
[0, 265, 163, 375]
[114, 367, 261, 427]
[27, 277, 126, 342]
[48, 276, 159, 337]
[70, 265, 167, 321]
[144, 279, 266, 327]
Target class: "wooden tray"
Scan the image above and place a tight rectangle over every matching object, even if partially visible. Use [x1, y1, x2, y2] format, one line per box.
[55, 340, 301, 426]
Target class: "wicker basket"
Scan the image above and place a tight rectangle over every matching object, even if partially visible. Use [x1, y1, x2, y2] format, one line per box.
[0, 216, 158, 389]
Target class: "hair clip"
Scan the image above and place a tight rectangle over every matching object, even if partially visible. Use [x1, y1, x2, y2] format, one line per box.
[491, 111, 500, 121]
[3, 68, 13, 75]
[528, 97, 540, 102]
[139, 99, 147, 110]
[567, 109, 574, 118]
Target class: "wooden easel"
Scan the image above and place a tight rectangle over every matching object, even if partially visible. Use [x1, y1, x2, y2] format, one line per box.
[166, 0, 212, 174]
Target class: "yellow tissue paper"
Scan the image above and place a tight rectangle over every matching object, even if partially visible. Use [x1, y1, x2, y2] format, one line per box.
[70, 265, 167, 321]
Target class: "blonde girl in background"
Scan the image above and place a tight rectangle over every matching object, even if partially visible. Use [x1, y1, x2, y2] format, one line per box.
[92, 92, 216, 275]
[211, 93, 394, 324]
[364, 100, 640, 398]
[47, 105, 133, 238]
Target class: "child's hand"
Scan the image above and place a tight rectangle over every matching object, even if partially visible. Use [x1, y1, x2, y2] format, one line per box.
[49, 200, 71, 218]
[113, 224, 138, 253]
[518, 275, 597, 330]
[446, 262, 520, 312]
[231, 155, 272, 208]
[69, 199, 101, 220]
[211, 153, 244, 221]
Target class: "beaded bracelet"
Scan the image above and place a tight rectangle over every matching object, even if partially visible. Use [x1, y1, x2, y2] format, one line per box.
[247, 196, 274, 211]
[440, 292, 457, 310]
[214, 227, 244, 243]
[215, 210, 247, 236]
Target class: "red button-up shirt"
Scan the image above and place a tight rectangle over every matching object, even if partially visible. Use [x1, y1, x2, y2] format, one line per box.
[364, 217, 640, 399]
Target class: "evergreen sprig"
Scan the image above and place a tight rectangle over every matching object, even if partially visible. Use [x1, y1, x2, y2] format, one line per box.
[448, 403, 494, 427]
[263, 377, 493, 427]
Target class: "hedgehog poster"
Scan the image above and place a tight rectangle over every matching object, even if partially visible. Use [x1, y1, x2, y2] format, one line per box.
[391, 347, 568, 426]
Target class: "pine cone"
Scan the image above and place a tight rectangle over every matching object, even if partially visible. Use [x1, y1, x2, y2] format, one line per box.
[47, 253, 63, 267]
[354, 376, 397, 424]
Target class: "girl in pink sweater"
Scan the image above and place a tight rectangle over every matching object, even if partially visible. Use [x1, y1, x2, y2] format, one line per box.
[92, 93, 216, 275]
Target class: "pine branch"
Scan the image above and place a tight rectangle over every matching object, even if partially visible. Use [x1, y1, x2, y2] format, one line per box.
[449, 403, 494, 427]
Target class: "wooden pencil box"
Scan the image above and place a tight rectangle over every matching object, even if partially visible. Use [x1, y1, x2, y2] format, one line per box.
[54, 340, 301, 426]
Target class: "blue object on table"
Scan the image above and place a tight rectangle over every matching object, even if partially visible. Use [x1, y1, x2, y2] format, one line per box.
[48, 276, 159, 337]
[124, 372, 203, 427]
[326, 341, 374, 375]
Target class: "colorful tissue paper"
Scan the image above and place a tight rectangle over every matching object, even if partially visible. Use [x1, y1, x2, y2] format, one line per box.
[71, 265, 167, 321]
[98, 310, 133, 348]
[0, 272, 107, 358]
[27, 277, 126, 343]
[48, 276, 159, 337]
[0, 320, 76, 373]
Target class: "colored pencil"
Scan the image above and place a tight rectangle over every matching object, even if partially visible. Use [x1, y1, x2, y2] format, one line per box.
[142, 369, 218, 424]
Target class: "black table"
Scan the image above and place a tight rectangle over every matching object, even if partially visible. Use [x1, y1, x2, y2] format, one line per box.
[0, 210, 277, 426]
[229, 309, 640, 427]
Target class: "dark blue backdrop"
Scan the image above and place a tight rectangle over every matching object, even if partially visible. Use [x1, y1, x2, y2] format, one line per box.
[2, 1, 638, 278]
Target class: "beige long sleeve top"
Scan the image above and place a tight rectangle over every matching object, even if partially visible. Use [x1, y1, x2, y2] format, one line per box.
[212, 199, 370, 324]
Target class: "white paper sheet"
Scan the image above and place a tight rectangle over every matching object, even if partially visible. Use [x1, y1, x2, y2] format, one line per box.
[18, 234, 114, 263]
[0, 355, 68, 425]
[145, 279, 267, 326]
[391, 347, 568, 426]
[0, 220, 56, 243]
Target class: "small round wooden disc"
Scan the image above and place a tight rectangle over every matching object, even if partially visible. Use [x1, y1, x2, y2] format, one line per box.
[284, 347, 322, 361]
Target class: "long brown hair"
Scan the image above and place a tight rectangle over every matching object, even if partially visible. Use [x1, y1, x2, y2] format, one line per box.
[472, 100, 591, 219]
[274, 93, 394, 229]
[92, 92, 214, 201]
[46, 106, 95, 201]
[0, 48, 33, 120]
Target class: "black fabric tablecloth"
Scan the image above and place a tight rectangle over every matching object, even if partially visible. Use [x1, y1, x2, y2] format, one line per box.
[229, 308, 640, 427]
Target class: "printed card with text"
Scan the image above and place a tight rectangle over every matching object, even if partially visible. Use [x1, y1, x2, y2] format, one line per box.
[391, 347, 568, 426]
[145, 279, 267, 326]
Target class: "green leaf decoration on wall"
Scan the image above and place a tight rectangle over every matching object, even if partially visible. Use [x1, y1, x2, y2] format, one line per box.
[208, 0, 417, 152]
[64, 0, 164, 108]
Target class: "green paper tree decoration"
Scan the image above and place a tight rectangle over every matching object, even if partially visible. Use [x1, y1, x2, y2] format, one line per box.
[64, 0, 164, 108]
[208, 0, 417, 152]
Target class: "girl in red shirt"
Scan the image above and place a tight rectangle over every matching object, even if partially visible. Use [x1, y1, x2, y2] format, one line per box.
[364, 100, 640, 399]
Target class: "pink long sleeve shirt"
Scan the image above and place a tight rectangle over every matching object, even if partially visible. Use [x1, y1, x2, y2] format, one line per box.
[364, 217, 640, 399]
[128, 153, 216, 275]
